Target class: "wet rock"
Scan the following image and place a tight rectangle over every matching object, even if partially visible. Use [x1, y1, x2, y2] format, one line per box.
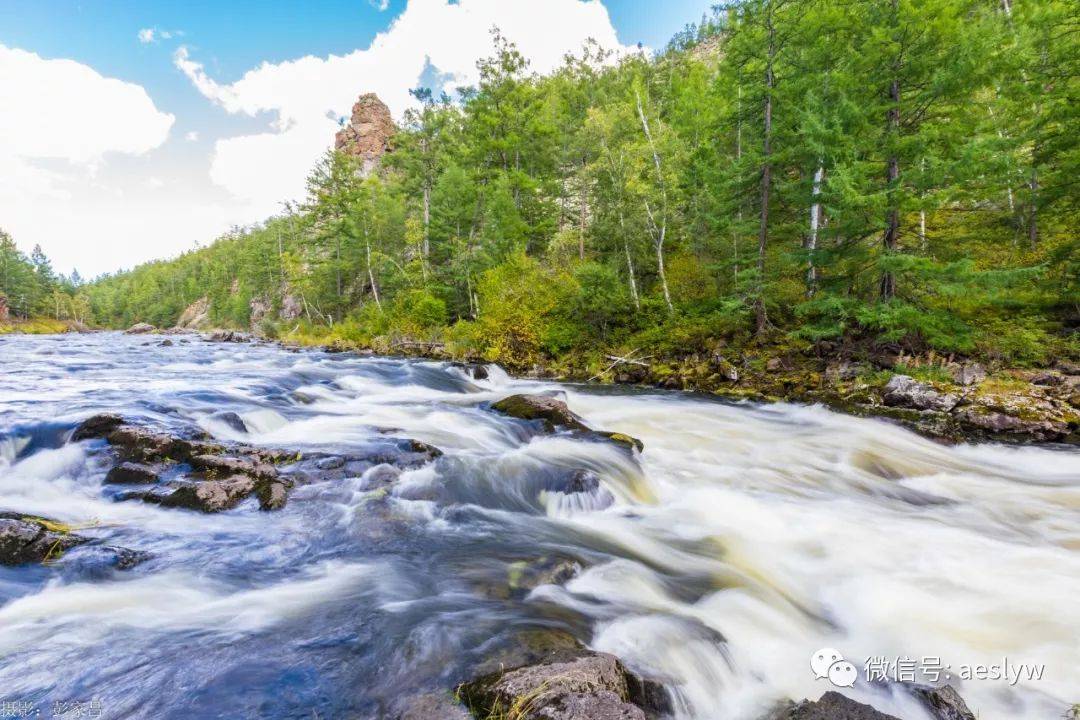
[507, 556, 582, 596]
[882, 375, 958, 412]
[767, 691, 900, 720]
[212, 411, 248, 433]
[158, 475, 257, 513]
[124, 322, 156, 335]
[72, 413, 126, 441]
[563, 469, 601, 494]
[954, 407, 1067, 442]
[189, 453, 278, 481]
[451, 362, 490, 381]
[109, 546, 152, 570]
[256, 479, 289, 511]
[105, 461, 159, 484]
[204, 329, 252, 343]
[316, 455, 346, 471]
[909, 684, 976, 720]
[459, 650, 646, 720]
[107, 426, 194, 462]
[766, 357, 784, 372]
[952, 363, 986, 386]
[0, 513, 88, 565]
[397, 693, 471, 720]
[492, 394, 590, 432]
[593, 431, 644, 453]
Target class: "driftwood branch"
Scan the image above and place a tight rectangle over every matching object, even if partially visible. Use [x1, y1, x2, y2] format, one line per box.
[588, 349, 653, 382]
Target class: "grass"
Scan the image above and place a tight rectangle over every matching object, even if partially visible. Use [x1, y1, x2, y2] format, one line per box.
[0, 318, 72, 335]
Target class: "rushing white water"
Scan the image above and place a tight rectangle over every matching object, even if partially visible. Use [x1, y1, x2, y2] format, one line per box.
[0, 333, 1076, 719]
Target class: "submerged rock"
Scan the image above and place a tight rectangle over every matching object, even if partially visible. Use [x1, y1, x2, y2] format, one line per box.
[189, 453, 278, 481]
[0, 512, 87, 565]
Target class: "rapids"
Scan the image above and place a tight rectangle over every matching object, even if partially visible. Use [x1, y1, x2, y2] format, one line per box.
[0, 332, 1077, 719]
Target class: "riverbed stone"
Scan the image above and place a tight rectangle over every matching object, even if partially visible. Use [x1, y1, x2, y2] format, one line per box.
[767, 691, 901, 720]
[397, 693, 471, 720]
[105, 461, 160, 484]
[158, 475, 257, 513]
[189, 453, 278, 480]
[459, 630, 669, 720]
[72, 413, 126, 441]
[492, 394, 591, 432]
[124, 323, 156, 334]
[909, 684, 976, 720]
[256, 479, 289, 511]
[0, 513, 88, 565]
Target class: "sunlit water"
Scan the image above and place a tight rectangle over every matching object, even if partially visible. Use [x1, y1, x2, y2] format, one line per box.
[0, 333, 1076, 719]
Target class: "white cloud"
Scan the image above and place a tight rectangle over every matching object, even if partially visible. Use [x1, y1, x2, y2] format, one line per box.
[369, 0, 391, 10]
[0, 44, 180, 275]
[0, 45, 174, 164]
[177, 0, 635, 218]
[138, 27, 178, 44]
[185, 130, 200, 142]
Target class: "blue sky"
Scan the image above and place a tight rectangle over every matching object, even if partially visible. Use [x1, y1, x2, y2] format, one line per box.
[0, 0, 713, 276]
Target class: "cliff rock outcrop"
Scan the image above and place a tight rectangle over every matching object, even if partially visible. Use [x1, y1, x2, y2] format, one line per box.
[334, 93, 395, 175]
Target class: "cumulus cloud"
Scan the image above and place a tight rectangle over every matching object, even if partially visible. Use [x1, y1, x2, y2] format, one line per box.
[177, 0, 635, 217]
[0, 45, 174, 164]
[369, 0, 391, 10]
[0, 44, 180, 274]
[138, 28, 156, 44]
[185, 130, 200, 142]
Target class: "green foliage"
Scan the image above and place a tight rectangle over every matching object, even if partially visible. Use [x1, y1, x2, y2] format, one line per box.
[82, 4, 1077, 370]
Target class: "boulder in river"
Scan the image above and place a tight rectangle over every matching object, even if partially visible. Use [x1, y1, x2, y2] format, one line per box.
[0, 512, 87, 565]
[72, 413, 126, 441]
[458, 631, 669, 720]
[492, 394, 591, 432]
[491, 394, 644, 452]
[124, 322, 156, 335]
[767, 691, 900, 720]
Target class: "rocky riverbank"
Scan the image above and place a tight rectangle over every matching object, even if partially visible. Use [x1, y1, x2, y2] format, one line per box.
[106, 322, 1080, 445]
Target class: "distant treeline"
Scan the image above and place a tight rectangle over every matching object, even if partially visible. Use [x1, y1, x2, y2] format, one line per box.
[88, 0, 1078, 369]
[0, 230, 89, 324]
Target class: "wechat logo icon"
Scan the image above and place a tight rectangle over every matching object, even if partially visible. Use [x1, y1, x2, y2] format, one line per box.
[811, 647, 858, 688]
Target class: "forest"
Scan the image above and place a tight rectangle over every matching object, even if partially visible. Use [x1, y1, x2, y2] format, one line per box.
[85, 0, 1078, 372]
[0, 229, 90, 329]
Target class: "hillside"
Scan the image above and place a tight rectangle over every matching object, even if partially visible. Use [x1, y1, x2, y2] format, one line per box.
[85, 2, 1079, 441]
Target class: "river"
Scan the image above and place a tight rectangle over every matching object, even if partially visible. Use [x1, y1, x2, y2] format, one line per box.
[0, 332, 1077, 719]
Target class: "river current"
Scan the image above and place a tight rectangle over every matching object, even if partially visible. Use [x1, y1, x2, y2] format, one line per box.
[0, 333, 1077, 719]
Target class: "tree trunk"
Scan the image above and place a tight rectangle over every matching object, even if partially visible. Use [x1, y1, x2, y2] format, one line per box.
[422, 184, 431, 258]
[619, 210, 639, 309]
[755, 13, 775, 335]
[1028, 168, 1039, 249]
[880, 48, 901, 302]
[364, 224, 381, 310]
[806, 164, 823, 296]
[636, 90, 674, 315]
